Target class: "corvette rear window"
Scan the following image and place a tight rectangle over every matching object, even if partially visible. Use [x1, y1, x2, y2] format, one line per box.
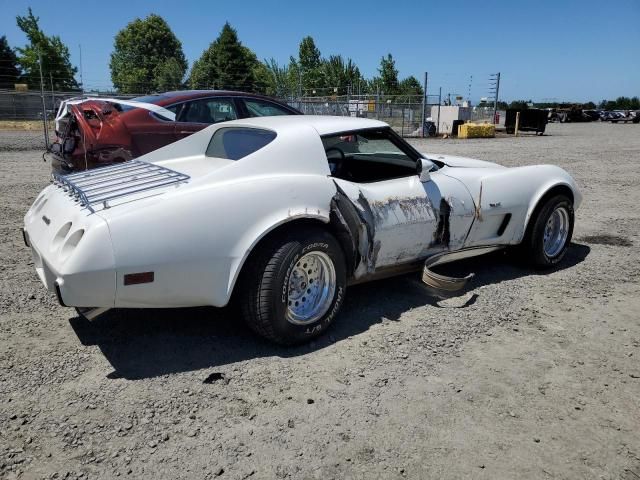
[206, 127, 276, 160]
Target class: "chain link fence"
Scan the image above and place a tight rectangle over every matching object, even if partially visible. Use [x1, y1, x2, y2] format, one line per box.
[288, 95, 440, 137]
[0, 89, 503, 152]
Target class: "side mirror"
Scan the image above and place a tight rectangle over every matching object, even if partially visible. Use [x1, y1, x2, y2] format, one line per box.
[417, 158, 435, 182]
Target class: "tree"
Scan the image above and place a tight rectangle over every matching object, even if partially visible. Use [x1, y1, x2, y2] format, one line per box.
[154, 57, 186, 92]
[598, 97, 640, 110]
[110, 14, 187, 93]
[378, 54, 399, 96]
[189, 22, 257, 91]
[398, 76, 424, 98]
[298, 36, 322, 91]
[320, 55, 363, 95]
[15, 8, 79, 91]
[261, 58, 293, 98]
[508, 100, 530, 110]
[0, 36, 20, 89]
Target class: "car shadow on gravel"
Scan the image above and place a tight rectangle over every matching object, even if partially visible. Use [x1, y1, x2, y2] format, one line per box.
[68, 243, 590, 380]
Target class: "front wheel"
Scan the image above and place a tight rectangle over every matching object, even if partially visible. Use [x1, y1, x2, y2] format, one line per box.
[239, 228, 346, 345]
[519, 195, 574, 268]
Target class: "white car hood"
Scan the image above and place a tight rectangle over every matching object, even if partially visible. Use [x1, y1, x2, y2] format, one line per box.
[422, 153, 504, 169]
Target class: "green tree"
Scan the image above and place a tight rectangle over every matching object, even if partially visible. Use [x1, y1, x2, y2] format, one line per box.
[598, 97, 639, 110]
[189, 22, 257, 91]
[110, 14, 187, 93]
[508, 100, 530, 110]
[320, 55, 363, 95]
[298, 36, 322, 91]
[154, 57, 186, 92]
[0, 36, 21, 89]
[261, 58, 293, 97]
[398, 76, 424, 98]
[15, 8, 79, 91]
[378, 54, 399, 96]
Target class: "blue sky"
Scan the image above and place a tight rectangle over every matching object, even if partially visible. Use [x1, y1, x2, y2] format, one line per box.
[1, 0, 638, 102]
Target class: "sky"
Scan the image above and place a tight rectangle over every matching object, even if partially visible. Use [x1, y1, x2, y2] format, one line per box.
[1, 0, 638, 102]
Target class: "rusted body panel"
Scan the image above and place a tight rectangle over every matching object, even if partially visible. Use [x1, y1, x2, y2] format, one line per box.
[331, 171, 476, 279]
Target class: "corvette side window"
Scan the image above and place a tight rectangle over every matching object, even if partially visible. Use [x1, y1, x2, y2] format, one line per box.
[206, 127, 276, 160]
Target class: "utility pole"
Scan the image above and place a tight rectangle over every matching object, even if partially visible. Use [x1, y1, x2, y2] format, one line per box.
[79, 44, 84, 93]
[49, 72, 55, 119]
[38, 52, 49, 149]
[436, 87, 442, 136]
[490, 72, 501, 124]
[420, 72, 428, 138]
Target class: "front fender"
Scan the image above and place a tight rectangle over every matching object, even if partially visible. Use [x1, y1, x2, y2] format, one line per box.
[456, 164, 581, 247]
[519, 175, 582, 243]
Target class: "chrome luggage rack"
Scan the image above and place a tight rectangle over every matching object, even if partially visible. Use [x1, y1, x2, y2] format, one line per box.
[52, 160, 190, 213]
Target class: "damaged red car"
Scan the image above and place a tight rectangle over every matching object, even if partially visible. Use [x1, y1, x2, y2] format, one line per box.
[50, 90, 301, 172]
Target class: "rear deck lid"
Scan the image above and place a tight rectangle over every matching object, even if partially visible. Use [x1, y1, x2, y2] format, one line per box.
[52, 160, 190, 212]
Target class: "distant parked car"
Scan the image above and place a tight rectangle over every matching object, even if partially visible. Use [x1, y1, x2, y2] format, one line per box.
[606, 110, 640, 124]
[50, 90, 301, 172]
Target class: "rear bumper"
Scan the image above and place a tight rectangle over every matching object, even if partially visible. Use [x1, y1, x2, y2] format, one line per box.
[24, 185, 117, 308]
[27, 233, 115, 308]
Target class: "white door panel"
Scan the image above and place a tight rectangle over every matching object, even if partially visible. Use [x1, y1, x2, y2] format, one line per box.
[334, 171, 475, 273]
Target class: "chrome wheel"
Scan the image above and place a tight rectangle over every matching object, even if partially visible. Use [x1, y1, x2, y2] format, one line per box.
[543, 206, 570, 257]
[285, 251, 336, 325]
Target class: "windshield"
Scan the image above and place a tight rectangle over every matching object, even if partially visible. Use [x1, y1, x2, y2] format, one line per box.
[322, 129, 414, 162]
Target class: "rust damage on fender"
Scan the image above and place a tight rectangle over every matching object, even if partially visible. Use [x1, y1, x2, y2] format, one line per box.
[331, 184, 439, 278]
[330, 182, 476, 291]
[368, 195, 434, 225]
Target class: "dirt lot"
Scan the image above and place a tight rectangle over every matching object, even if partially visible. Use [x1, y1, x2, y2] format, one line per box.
[1, 123, 639, 480]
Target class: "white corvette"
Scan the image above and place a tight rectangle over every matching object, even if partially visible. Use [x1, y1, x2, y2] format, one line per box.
[23, 116, 581, 344]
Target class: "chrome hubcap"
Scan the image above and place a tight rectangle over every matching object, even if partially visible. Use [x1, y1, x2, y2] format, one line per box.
[286, 251, 336, 325]
[543, 206, 570, 257]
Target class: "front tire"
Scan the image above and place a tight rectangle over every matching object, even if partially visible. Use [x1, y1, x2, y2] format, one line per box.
[520, 195, 574, 268]
[239, 228, 346, 345]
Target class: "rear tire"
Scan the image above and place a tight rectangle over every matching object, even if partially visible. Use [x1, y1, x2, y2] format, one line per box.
[519, 195, 574, 268]
[238, 227, 346, 345]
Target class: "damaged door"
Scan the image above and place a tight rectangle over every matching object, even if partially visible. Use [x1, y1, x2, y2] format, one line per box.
[333, 171, 476, 278]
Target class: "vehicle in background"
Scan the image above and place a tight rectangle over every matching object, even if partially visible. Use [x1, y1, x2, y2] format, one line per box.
[582, 110, 601, 122]
[605, 110, 639, 124]
[50, 90, 301, 172]
[547, 107, 596, 123]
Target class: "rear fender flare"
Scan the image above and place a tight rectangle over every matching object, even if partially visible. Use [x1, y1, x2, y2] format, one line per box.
[225, 210, 331, 303]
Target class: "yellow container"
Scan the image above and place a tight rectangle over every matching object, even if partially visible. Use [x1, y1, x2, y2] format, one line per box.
[458, 123, 495, 139]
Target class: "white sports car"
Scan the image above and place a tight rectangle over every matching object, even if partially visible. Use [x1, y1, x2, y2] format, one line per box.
[23, 116, 581, 344]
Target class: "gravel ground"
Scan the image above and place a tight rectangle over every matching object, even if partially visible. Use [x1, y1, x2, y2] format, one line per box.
[1, 123, 639, 479]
